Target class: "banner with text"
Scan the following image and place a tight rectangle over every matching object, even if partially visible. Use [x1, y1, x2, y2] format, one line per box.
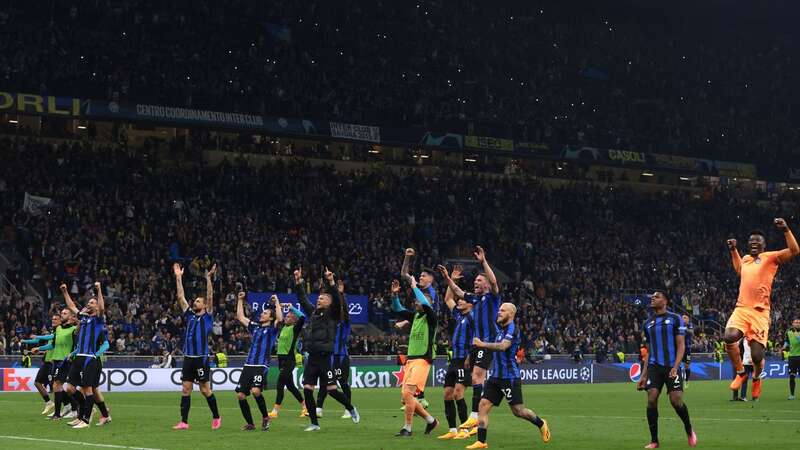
[0, 91, 84, 117]
[329, 122, 381, 143]
[245, 292, 369, 325]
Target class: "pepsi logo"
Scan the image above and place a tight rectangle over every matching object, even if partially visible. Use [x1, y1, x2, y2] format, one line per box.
[629, 363, 642, 382]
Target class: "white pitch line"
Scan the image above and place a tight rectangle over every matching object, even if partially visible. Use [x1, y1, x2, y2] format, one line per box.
[0, 435, 164, 450]
[565, 414, 800, 424]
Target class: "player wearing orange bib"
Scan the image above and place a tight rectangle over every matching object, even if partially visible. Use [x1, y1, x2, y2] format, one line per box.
[724, 218, 799, 399]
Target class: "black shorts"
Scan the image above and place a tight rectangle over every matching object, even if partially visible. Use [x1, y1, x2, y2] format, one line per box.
[66, 356, 102, 388]
[35, 361, 53, 385]
[331, 355, 350, 384]
[444, 358, 468, 388]
[483, 377, 524, 406]
[470, 347, 492, 370]
[236, 365, 268, 394]
[181, 356, 211, 383]
[644, 364, 683, 393]
[53, 359, 71, 383]
[278, 355, 296, 377]
[302, 352, 333, 387]
[788, 356, 800, 375]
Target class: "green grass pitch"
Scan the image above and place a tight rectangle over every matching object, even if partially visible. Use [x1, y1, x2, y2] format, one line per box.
[1, 380, 797, 449]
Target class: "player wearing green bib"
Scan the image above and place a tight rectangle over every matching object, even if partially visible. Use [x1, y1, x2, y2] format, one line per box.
[24, 308, 79, 419]
[784, 318, 800, 400]
[391, 276, 439, 438]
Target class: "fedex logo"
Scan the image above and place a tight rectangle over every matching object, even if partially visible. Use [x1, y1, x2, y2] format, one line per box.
[0, 368, 32, 391]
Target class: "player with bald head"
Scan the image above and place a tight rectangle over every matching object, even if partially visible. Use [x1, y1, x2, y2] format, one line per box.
[467, 302, 550, 449]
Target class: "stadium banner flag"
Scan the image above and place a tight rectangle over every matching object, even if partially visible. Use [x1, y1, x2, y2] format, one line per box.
[329, 122, 381, 143]
[0, 91, 83, 117]
[22, 192, 53, 215]
[464, 135, 514, 151]
[246, 292, 369, 325]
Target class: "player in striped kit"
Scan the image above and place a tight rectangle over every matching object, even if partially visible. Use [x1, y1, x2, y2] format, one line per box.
[440, 246, 502, 435]
[63, 281, 111, 429]
[437, 264, 474, 440]
[172, 263, 221, 430]
[637, 291, 696, 449]
[468, 303, 550, 449]
[234, 291, 282, 431]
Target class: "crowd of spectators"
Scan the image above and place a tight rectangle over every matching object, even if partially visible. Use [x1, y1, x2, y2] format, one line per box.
[2, 0, 800, 168]
[1, 137, 799, 361]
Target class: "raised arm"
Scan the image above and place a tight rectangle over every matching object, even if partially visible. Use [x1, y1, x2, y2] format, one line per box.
[294, 268, 314, 315]
[173, 263, 189, 312]
[337, 279, 350, 321]
[324, 267, 341, 315]
[401, 248, 414, 282]
[438, 265, 466, 299]
[437, 264, 463, 311]
[236, 291, 251, 327]
[205, 263, 217, 315]
[94, 281, 105, 317]
[271, 294, 283, 327]
[775, 218, 800, 264]
[474, 246, 499, 294]
[726, 239, 742, 276]
[61, 283, 79, 315]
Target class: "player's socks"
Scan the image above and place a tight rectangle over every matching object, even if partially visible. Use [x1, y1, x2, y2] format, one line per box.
[73, 391, 85, 410]
[725, 342, 745, 376]
[304, 388, 319, 425]
[205, 394, 220, 419]
[82, 395, 95, 423]
[96, 401, 109, 418]
[254, 394, 268, 417]
[444, 399, 457, 429]
[341, 382, 352, 403]
[327, 389, 354, 411]
[239, 399, 254, 425]
[525, 415, 545, 428]
[316, 388, 328, 409]
[180, 395, 191, 423]
[477, 426, 487, 443]
[287, 381, 304, 403]
[672, 403, 692, 435]
[54, 391, 64, 417]
[752, 378, 762, 399]
[790, 375, 796, 396]
[646, 406, 659, 444]
[42, 393, 51, 403]
[471, 384, 483, 415]
[456, 398, 468, 424]
[685, 368, 691, 382]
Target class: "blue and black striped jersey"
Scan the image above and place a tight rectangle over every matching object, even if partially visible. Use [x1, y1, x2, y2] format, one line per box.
[245, 323, 278, 367]
[490, 321, 520, 380]
[464, 292, 501, 341]
[183, 310, 213, 357]
[643, 312, 685, 367]
[450, 307, 475, 360]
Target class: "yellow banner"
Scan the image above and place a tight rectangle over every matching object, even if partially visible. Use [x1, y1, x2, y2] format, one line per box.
[0, 91, 82, 117]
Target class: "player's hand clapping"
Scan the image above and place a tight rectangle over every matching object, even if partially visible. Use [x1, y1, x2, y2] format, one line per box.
[390, 279, 401, 294]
